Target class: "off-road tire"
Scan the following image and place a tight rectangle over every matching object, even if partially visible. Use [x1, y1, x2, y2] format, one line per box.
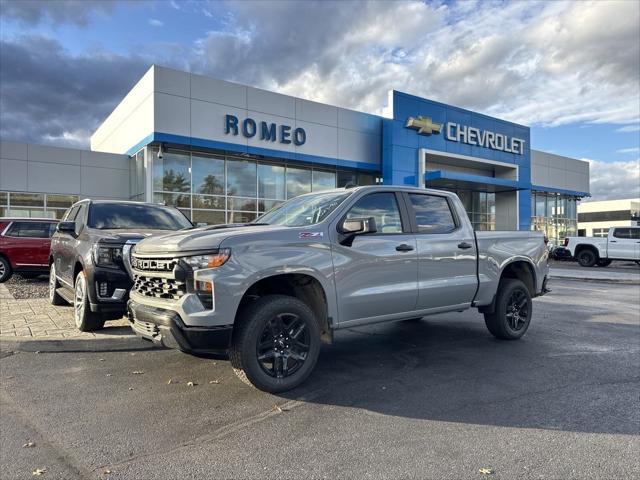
[0, 257, 12, 283]
[577, 249, 597, 267]
[49, 263, 67, 306]
[74, 271, 105, 332]
[230, 295, 321, 393]
[484, 278, 532, 340]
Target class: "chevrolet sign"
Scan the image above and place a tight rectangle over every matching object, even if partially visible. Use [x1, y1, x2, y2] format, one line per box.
[445, 122, 525, 155]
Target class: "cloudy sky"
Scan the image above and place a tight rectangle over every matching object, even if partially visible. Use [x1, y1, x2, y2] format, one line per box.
[0, 0, 638, 201]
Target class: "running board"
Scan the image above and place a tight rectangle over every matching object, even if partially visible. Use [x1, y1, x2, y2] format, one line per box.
[56, 286, 74, 304]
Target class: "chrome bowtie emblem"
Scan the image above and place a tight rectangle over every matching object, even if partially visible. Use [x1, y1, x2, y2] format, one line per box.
[405, 116, 442, 135]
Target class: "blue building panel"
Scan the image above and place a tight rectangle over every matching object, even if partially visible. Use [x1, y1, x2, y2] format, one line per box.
[386, 90, 534, 228]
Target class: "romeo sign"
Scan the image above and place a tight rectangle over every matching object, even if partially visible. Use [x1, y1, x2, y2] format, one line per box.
[224, 114, 306, 146]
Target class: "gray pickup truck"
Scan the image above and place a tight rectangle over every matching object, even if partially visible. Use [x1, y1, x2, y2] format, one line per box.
[128, 185, 549, 392]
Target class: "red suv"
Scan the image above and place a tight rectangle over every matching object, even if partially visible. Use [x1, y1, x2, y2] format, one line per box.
[0, 218, 59, 282]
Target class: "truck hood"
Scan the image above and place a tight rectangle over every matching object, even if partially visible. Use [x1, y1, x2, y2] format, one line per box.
[133, 223, 291, 255]
[92, 228, 183, 244]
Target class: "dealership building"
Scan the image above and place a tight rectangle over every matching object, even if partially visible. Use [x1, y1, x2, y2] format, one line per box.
[0, 65, 589, 243]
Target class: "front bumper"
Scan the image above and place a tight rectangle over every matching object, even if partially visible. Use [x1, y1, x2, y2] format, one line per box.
[127, 299, 232, 355]
[87, 266, 132, 315]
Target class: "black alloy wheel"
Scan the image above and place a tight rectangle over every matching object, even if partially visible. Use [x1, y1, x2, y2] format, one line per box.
[230, 295, 321, 393]
[505, 288, 529, 332]
[484, 278, 532, 340]
[257, 313, 311, 379]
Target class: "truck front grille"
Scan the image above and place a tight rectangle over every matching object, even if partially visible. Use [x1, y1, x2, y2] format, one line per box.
[133, 275, 186, 300]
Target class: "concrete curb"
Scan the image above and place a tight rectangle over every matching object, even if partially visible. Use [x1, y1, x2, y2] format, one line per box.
[0, 334, 156, 353]
[549, 274, 640, 285]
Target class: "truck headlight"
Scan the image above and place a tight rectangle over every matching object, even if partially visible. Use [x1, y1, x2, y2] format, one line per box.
[183, 249, 231, 297]
[182, 249, 231, 271]
[94, 245, 123, 267]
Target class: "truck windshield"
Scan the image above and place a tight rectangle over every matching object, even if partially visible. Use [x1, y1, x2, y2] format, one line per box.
[88, 203, 193, 230]
[257, 191, 351, 227]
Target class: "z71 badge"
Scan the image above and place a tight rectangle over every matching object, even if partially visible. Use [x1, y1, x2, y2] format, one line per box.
[299, 232, 323, 239]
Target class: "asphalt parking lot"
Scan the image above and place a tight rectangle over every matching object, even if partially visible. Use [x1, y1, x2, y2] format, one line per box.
[1, 279, 639, 479]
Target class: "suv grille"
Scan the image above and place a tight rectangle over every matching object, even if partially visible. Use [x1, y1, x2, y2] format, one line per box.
[133, 275, 186, 300]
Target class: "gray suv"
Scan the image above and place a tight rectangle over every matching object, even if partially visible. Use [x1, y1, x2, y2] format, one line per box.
[128, 186, 549, 392]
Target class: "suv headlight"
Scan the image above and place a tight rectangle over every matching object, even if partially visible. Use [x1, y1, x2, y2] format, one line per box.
[94, 245, 123, 267]
[182, 249, 231, 271]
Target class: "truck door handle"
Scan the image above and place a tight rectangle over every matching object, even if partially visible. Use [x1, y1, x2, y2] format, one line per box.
[610, 240, 617, 243]
[458, 242, 473, 249]
[395, 244, 414, 252]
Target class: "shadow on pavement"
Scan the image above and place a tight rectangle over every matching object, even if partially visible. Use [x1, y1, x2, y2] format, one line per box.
[278, 315, 640, 436]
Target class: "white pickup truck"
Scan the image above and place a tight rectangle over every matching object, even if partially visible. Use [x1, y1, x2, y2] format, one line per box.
[565, 226, 640, 267]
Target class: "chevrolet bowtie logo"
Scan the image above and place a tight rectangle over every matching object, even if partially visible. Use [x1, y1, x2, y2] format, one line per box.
[405, 116, 442, 135]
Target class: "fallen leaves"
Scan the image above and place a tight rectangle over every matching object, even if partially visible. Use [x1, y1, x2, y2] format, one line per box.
[22, 442, 35, 448]
[271, 404, 289, 413]
[32, 468, 46, 476]
[167, 378, 174, 385]
[479, 467, 494, 475]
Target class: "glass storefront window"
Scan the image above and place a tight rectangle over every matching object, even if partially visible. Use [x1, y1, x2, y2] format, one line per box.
[0, 192, 7, 205]
[145, 149, 374, 226]
[193, 155, 225, 195]
[312, 170, 336, 192]
[192, 195, 225, 210]
[228, 197, 257, 212]
[154, 192, 190, 208]
[337, 171, 357, 188]
[154, 152, 190, 193]
[228, 211, 257, 223]
[10, 193, 44, 207]
[535, 194, 545, 217]
[227, 159, 257, 197]
[258, 164, 285, 200]
[46, 194, 77, 208]
[286, 167, 312, 199]
[192, 209, 225, 226]
[531, 192, 579, 245]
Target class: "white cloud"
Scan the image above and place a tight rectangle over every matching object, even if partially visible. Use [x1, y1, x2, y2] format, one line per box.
[192, 0, 639, 128]
[616, 124, 640, 133]
[148, 18, 163, 27]
[583, 158, 640, 201]
[617, 147, 640, 154]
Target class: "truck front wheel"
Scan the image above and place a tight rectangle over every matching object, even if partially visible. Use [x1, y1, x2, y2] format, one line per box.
[484, 278, 532, 340]
[577, 249, 597, 267]
[230, 295, 321, 393]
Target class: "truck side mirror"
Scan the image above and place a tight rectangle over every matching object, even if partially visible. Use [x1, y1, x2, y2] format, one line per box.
[57, 221, 76, 233]
[339, 217, 377, 235]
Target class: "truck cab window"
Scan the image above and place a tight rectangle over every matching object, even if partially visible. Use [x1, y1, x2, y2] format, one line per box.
[408, 194, 456, 233]
[346, 193, 403, 234]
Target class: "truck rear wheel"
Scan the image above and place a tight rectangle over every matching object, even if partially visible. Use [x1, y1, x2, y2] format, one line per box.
[230, 295, 321, 393]
[484, 278, 532, 340]
[577, 249, 597, 267]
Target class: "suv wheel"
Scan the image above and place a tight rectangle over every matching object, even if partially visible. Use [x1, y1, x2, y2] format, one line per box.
[0, 257, 12, 283]
[484, 278, 532, 340]
[49, 264, 67, 305]
[74, 271, 104, 332]
[230, 295, 321, 393]
[577, 249, 597, 267]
